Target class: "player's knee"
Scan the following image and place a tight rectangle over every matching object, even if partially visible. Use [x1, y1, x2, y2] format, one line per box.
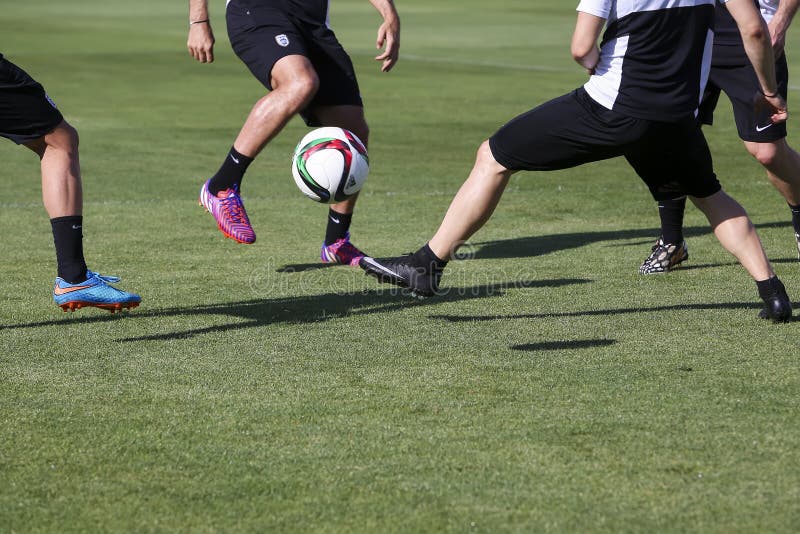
[47, 121, 79, 154]
[288, 72, 320, 108]
[748, 142, 779, 168]
[476, 140, 503, 171]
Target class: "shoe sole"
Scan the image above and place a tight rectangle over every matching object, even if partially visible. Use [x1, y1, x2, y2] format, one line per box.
[199, 199, 256, 244]
[59, 300, 140, 313]
[758, 308, 793, 323]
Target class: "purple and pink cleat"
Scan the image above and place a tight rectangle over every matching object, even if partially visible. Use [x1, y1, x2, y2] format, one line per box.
[199, 179, 256, 244]
[321, 232, 365, 266]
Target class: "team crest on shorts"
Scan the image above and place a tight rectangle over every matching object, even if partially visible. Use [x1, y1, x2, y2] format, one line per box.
[275, 34, 290, 47]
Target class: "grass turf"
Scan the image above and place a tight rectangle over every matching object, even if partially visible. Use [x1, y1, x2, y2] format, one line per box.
[1, 0, 799, 531]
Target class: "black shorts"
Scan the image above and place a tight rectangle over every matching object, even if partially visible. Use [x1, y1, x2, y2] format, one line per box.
[226, 0, 362, 126]
[698, 53, 789, 142]
[489, 88, 722, 201]
[0, 54, 63, 144]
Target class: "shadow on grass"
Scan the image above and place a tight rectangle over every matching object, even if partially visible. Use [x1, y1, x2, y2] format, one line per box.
[275, 262, 337, 273]
[430, 300, 799, 323]
[1, 278, 592, 341]
[512, 339, 617, 351]
[471, 221, 791, 260]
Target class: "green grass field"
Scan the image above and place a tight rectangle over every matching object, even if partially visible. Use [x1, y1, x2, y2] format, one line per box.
[2, 0, 799, 531]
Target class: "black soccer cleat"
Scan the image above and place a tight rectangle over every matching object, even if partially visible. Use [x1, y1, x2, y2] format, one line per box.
[359, 255, 441, 297]
[758, 277, 792, 323]
[639, 237, 689, 274]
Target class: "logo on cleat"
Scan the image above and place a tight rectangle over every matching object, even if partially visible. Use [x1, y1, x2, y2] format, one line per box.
[53, 284, 93, 296]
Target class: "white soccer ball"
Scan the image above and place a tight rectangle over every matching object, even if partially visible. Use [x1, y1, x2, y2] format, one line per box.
[291, 127, 369, 203]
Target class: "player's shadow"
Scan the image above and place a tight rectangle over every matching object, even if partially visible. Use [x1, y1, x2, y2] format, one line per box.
[430, 299, 797, 323]
[512, 339, 617, 351]
[275, 263, 338, 273]
[274, 222, 793, 272]
[470, 221, 791, 260]
[1, 277, 592, 341]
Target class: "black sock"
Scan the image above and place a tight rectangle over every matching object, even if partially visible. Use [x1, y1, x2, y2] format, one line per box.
[51, 216, 88, 283]
[789, 203, 800, 235]
[208, 146, 254, 195]
[325, 208, 353, 245]
[658, 197, 687, 244]
[757, 276, 786, 300]
[410, 243, 448, 272]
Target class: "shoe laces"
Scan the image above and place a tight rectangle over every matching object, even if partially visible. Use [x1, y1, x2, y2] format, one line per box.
[86, 270, 121, 284]
[219, 191, 249, 224]
[651, 238, 667, 252]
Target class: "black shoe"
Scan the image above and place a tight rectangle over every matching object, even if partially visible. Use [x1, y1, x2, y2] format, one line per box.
[359, 255, 441, 297]
[758, 278, 792, 322]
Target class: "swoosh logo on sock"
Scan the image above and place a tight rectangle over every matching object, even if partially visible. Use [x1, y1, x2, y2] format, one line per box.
[230, 154, 240, 164]
[54, 283, 93, 296]
[329, 216, 340, 224]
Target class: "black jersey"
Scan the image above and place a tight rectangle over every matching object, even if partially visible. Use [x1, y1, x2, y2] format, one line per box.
[229, 0, 330, 25]
[577, 0, 718, 122]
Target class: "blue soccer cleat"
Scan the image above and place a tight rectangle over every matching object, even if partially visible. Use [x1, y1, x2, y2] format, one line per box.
[53, 270, 141, 313]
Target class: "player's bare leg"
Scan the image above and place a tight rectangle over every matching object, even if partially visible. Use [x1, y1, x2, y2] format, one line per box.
[360, 140, 514, 296]
[691, 191, 773, 280]
[744, 139, 800, 204]
[24, 121, 140, 311]
[233, 55, 319, 157]
[428, 141, 514, 260]
[745, 138, 800, 257]
[24, 120, 82, 219]
[314, 104, 371, 265]
[199, 55, 319, 244]
[690, 191, 790, 320]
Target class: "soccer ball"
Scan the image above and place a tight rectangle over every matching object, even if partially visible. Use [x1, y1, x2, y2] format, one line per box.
[291, 127, 369, 203]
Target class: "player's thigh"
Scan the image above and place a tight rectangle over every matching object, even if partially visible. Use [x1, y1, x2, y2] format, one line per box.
[489, 88, 636, 172]
[270, 54, 319, 94]
[625, 119, 720, 201]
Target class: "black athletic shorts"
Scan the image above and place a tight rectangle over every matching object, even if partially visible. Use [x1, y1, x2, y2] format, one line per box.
[698, 51, 789, 142]
[489, 88, 722, 201]
[226, 0, 362, 126]
[0, 54, 63, 144]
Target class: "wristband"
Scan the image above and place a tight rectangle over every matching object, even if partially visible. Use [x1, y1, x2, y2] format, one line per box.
[190, 19, 209, 25]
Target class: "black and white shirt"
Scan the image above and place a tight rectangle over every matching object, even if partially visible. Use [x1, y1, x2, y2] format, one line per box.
[577, 0, 724, 121]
